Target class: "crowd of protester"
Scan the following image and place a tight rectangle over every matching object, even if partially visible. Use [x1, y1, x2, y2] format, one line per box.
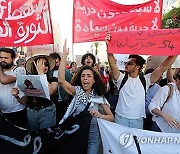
[0, 34, 180, 153]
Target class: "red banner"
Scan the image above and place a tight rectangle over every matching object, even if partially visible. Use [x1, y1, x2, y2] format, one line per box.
[108, 29, 180, 56]
[0, 0, 53, 46]
[73, 0, 163, 43]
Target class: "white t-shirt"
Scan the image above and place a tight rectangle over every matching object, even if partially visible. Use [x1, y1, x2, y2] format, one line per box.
[53, 70, 58, 78]
[115, 72, 151, 119]
[0, 69, 25, 113]
[149, 82, 180, 133]
[52, 70, 63, 102]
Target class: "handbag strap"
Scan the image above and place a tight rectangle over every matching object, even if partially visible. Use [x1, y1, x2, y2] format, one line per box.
[84, 102, 91, 111]
[160, 84, 173, 110]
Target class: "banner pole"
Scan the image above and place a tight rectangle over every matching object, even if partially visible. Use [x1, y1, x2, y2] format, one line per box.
[72, 43, 74, 62]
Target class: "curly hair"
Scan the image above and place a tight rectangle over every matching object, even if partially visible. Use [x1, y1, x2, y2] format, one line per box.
[81, 53, 96, 67]
[71, 65, 106, 96]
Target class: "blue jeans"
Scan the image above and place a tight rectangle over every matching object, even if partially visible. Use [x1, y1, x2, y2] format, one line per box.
[27, 104, 56, 130]
[87, 118, 100, 154]
[108, 94, 118, 115]
[115, 113, 143, 129]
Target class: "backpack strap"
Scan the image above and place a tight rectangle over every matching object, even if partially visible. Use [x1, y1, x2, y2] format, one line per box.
[139, 72, 146, 92]
[119, 72, 146, 92]
[119, 72, 128, 91]
[160, 84, 173, 111]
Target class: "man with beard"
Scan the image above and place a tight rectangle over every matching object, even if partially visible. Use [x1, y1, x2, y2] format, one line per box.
[0, 48, 26, 127]
[49, 52, 72, 124]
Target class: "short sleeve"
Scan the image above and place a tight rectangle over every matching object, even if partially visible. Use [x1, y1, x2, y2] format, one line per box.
[114, 72, 125, 89]
[144, 73, 152, 92]
[148, 86, 169, 115]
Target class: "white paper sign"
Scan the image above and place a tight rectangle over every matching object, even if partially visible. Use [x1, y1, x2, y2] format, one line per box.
[16, 75, 50, 100]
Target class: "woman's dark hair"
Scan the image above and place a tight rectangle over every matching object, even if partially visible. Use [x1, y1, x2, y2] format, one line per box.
[81, 53, 96, 67]
[129, 54, 146, 70]
[174, 70, 180, 80]
[71, 65, 106, 96]
[70, 62, 77, 68]
[30, 57, 51, 81]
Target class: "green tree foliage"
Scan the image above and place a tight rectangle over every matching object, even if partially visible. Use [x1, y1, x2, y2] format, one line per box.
[91, 42, 102, 55]
[162, 7, 180, 28]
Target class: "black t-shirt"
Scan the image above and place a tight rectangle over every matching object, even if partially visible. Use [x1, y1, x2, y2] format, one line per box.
[27, 77, 58, 108]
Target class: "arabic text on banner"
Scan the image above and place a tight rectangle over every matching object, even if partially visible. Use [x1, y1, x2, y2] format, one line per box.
[0, 0, 53, 46]
[73, 0, 163, 43]
[108, 29, 180, 56]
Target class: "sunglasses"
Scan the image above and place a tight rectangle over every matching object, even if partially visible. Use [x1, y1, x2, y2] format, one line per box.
[124, 61, 136, 66]
[43, 62, 49, 67]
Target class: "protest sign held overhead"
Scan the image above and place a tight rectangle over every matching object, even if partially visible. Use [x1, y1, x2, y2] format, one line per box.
[108, 28, 180, 55]
[0, 0, 53, 46]
[73, 0, 163, 43]
[16, 75, 50, 100]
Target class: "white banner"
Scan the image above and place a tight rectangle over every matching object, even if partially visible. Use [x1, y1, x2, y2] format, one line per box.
[97, 119, 180, 154]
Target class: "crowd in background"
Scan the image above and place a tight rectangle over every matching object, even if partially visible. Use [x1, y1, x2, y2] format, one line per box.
[0, 36, 180, 153]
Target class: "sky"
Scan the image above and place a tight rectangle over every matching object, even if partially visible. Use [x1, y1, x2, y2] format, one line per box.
[50, 0, 72, 43]
[50, 0, 96, 62]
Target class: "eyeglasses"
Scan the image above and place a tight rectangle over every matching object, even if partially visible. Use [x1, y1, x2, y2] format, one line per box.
[124, 61, 136, 66]
[43, 62, 49, 67]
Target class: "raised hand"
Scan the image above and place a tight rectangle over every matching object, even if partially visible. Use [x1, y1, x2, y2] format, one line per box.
[34, 59, 45, 75]
[105, 31, 111, 46]
[63, 39, 69, 56]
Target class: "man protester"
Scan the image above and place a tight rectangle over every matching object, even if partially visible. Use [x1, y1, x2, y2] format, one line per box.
[81, 53, 96, 67]
[49, 52, 72, 124]
[105, 32, 177, 129]
[0, 48, 26, 127]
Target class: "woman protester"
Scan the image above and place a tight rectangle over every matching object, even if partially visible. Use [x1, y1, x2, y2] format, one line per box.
[58, 40, 114, 154]
[149, 69, 180, 133]
[11, 55, 58, 130]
